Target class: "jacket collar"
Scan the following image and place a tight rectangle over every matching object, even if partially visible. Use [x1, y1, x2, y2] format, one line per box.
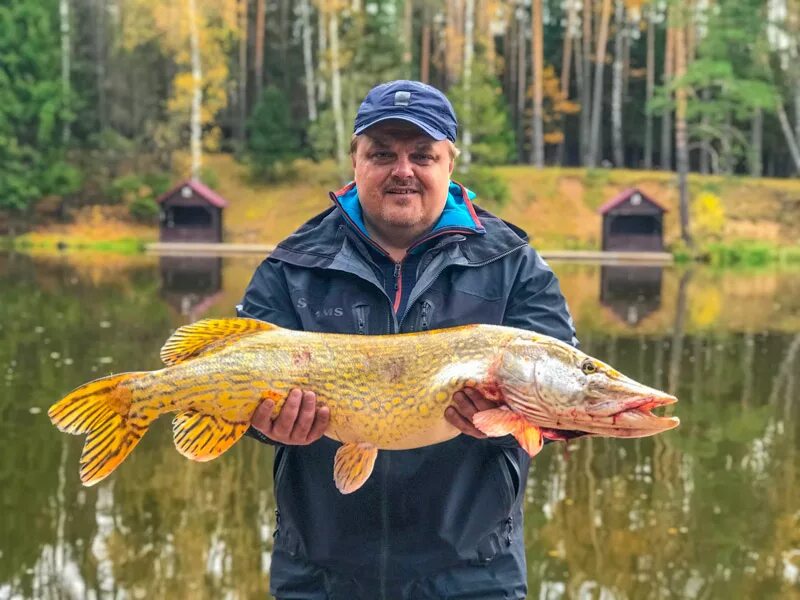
[270, 183, 529, 269]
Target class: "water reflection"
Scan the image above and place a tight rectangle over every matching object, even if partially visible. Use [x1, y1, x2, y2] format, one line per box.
[1, 252, 799, 598]
[600, 265, 663, 326]
[160, 256, 224, 320]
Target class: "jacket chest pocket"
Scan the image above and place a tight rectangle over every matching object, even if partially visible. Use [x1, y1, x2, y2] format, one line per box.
[291, 289, 382, 334]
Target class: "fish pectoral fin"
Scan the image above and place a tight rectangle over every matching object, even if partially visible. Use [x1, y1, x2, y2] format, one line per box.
[172, 411, 249, 462]
[333, 442, 378, 494]
[472, 408, 544, 458]
[160, 318, 279, 366]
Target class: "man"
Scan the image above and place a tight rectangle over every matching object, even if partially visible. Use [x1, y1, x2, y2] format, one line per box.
[238, 80, 577, 599]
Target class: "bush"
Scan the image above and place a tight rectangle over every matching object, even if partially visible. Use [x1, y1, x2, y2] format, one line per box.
[247, 87, 304, 180]
[129, 196, 160, 223]
[455, 166, 510, 208]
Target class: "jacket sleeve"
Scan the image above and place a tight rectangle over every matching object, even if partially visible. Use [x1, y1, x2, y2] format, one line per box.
[488, 247, 579, 450]
[237, 258, 301, 446]
[503, 247, 578, 347]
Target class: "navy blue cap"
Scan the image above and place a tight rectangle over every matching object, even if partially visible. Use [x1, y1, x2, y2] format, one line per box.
[354, 80, 458, 142]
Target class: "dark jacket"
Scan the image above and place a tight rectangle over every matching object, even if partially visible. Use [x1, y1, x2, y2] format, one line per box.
[237, 183, 577, 599]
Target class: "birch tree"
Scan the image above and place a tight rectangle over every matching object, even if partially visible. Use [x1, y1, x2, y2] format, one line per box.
[60, 0, 71, 144]
[328, 6, 346, 175]
[672, 5, 692, 246]
[644, 1, 655, 168]
[588, 0, 612, 167]
[461, 0, 475, 169]
[187, 0, 202, 179]
[580, 0, 593, 164]
[531, 0, 544, 167]
[611, 0, 625, 167]
[300, 0, 317, 122]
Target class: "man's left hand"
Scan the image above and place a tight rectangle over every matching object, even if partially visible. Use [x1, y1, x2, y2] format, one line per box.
[445, 387, 496, 439]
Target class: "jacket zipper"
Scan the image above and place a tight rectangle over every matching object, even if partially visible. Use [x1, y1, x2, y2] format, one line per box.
[392, 262, 402, 314]
[399, 242, 527, 327]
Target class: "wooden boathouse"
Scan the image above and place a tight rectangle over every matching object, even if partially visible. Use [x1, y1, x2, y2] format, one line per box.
[598, 189, 666, 252]
[157, 179, 227, 243]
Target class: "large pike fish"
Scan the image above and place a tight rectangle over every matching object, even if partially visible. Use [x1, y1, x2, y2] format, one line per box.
[49, 318, 679, 493]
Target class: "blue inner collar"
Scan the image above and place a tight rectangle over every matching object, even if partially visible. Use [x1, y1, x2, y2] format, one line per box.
[336, 181, 485, 244]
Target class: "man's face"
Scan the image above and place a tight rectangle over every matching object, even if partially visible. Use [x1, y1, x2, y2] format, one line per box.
[352, 120, 455, 248]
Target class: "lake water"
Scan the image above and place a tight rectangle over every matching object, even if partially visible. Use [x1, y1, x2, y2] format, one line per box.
[1, 251, 798, 599]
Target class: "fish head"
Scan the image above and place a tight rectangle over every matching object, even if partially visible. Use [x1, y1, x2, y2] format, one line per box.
[495, 337, 679, 439]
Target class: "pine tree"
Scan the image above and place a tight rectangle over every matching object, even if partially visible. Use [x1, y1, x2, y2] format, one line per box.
[0, 0, 79, 212]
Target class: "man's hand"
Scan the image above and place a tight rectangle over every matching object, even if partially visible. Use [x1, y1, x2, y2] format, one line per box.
[250, 389, 330, 445]
[444, 387, 495, 439]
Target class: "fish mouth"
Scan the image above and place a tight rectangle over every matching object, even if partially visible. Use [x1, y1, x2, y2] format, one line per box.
[541, 394, 679, 440]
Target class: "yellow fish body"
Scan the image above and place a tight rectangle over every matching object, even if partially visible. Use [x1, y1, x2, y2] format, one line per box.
[49, 318, 679, 493]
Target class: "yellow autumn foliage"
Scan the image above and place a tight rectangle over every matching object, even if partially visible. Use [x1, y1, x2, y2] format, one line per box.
[692, 191, 726, 241]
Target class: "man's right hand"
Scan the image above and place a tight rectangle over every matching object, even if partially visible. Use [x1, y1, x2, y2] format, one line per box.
[250, 389, 330, 445]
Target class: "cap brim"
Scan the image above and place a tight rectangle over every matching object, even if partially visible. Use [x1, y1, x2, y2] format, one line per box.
[354, 114, 448, 141]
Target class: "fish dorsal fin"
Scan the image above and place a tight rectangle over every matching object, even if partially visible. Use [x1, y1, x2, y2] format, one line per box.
[160, 318, 278, 365]
[472, 407, 544, 457]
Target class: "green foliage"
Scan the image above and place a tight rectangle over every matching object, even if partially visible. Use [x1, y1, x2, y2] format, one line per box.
[703, 241, 778, 267]
[106, 172, 169, 222]
[450, 60, 516, 165]
[455, 167, 509, 207]
[128, 196, 160, 223]
[0, 0, 79, 211]
[247, 87, 305, 180]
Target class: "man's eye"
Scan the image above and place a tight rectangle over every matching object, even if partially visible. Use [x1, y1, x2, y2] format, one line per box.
[371, 152, 393, 160]
[413, 154, 434, 162]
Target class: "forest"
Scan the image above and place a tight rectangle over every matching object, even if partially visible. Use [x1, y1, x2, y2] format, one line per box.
[3, 0, 800, 227]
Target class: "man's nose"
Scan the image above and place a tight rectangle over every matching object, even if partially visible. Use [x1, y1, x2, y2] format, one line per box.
[391, 155, 414, 179]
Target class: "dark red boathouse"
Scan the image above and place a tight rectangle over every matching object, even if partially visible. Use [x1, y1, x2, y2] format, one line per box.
[157, 179, 227, 243]
[598, 188, 666, 252]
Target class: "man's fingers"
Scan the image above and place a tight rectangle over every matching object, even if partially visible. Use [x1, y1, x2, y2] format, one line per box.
[445, 406, 487, 439]
[272, 389, 302, 437]
[250, 400, 275, 435]
[306, 404, 331, 442]
[461, 387, 495, 411]
[289, 391, 317, 442]
[452, 390, 479, 420]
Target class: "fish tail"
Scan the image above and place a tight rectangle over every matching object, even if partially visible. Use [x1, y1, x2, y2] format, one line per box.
[48, 372, 149, 486]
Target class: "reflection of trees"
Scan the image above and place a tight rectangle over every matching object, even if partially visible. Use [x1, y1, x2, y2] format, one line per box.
[525, 330, 800, 598]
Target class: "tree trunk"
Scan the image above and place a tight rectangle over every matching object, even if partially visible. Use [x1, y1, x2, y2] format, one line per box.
[644, 3, 654, 169]
[188, 0, 203, 180]
[674, 20, 691, 247]
[329, 10, 346, 176]
[300, 0, 317, 122]
[561, 0, 577, 99]
[60, 0, 71, 144]
[403, 0, 413, 76]
[777, 101, 800, 172]
[461, 0, 475, 169]
[517, 2, 527, 163]
[279, 0, 290, 90]
[531, 0, 544, 167]
[699, 88, 710, 174]
[588, 0, 612, 168]
[237, 0, 249, 148]
[94, 0, 107, 132]
[661, 25, 673, 170]
[580, 0, 593, 165]
[317, 8, 327, 104]
[611, 0, 624, 167]
[750, 108, 763, 178]
[420, 2, 430, 83]
[254, 0, 265, 100]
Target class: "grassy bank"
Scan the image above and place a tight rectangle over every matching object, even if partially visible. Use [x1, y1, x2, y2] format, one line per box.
[6, 154, 800, 262]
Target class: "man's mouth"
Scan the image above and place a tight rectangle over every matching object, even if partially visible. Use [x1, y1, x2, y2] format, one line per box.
[385, 187, 419, 195]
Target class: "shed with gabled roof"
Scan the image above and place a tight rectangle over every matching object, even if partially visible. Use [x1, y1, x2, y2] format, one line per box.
[157, 179, 228, 243]
[598, 188, 666, 252]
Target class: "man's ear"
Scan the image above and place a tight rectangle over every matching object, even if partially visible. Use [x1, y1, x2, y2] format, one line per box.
[448, 158, 455, 176]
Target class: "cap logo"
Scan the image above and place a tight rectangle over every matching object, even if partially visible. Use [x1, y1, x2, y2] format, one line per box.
[394, 91, 411, 106]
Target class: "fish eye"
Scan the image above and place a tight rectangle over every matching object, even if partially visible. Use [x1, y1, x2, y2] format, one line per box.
[581, 360, 597, 375]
